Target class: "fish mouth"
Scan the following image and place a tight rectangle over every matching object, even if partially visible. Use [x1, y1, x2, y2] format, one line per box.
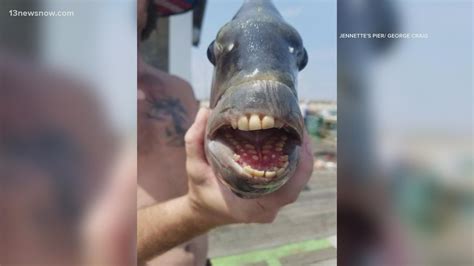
[206, 80, 304, 198]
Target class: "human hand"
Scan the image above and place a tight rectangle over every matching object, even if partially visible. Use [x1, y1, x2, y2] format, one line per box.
[184, 108, 314, 225]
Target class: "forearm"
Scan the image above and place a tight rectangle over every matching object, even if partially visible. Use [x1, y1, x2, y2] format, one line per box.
[136, 195, 218, 263]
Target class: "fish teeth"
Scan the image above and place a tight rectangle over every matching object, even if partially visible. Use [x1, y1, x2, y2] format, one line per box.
[235, 114, 277, 131]
[265, 171, 276, 178]
[238, 116, 249, 130]
[261, 116, 275, 129]
[240, 164, 285, 179]
[253, 169, 265, 177]
[276, 167, 285, 175]
[243, 166, 253, 175]
[242, 165, 263, 177]
[249, 114, 262, 130]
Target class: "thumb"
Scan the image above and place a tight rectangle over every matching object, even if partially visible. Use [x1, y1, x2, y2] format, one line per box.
[185, 107, 210, 162]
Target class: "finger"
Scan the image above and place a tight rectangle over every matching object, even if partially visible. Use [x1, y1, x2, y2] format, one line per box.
[185, 107, 210, 161]
[292, 132, 314, 186]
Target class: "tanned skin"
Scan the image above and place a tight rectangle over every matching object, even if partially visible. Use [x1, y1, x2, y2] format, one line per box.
[137, 63, 206, 265]
[136, 0, 205, 265]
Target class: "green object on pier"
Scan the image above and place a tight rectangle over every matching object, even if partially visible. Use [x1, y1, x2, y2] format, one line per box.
[211, 238, 332, 266]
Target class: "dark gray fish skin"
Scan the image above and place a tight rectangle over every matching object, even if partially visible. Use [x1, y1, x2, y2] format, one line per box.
[205, 0, 308, 198]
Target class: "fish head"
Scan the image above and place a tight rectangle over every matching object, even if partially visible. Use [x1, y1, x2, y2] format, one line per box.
[205, 0, 308, 198]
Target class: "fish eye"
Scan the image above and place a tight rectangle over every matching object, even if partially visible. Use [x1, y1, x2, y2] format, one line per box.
[298, 48, 308, 70]
[207, 41, 216, 65]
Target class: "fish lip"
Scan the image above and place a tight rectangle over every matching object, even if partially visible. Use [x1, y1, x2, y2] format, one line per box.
[207, 79, 304, 143]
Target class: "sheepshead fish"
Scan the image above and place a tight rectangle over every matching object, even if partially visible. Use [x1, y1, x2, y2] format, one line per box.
[205, 0, 308, 198]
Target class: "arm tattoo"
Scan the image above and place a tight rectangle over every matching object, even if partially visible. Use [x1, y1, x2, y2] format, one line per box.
[146, 97, 188, 146]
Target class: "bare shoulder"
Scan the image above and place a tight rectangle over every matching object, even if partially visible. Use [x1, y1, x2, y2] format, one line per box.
[138, 68, 199, 149]
[156, 70, 198, 110]
[153, 70, 199, 122]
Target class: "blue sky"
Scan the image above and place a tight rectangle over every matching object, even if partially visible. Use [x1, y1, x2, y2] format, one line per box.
[191, 0, 337, 101]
